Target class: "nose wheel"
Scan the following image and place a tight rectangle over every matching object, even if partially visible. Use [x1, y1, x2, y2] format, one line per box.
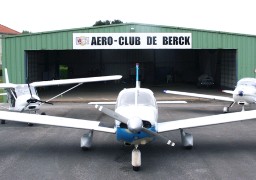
[132, 145, 141, 171]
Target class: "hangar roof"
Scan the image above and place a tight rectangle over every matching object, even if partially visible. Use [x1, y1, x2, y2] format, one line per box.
[0, 24, 20, 35]
[6, 22, 256, 38]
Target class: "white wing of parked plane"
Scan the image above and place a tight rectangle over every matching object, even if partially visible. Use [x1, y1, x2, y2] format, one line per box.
[30, 75, 122, 87]
[0, 111, 115, 133]
[157, 110, 256, 132]
[0, 83, 17, 89]
[164, 90, 233, 102]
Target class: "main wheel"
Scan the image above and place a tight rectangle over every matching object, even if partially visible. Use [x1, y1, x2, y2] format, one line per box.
[223, 107, 229, 113]
[27, 123, 34, 126]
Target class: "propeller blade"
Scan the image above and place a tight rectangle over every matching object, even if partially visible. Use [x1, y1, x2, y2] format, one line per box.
[95, 105, 175, 146]
[26, 78, 33, 99]
[95, 105, 128, 124]
[141, 127, 175, 146]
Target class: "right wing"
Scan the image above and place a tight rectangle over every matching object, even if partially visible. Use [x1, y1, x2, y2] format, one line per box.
[0, 111, 115, 133]
[158, 110, 256, 132]
[164, 90, 234, 102]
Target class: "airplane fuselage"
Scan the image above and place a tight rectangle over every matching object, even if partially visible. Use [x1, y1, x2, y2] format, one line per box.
[233, 78, 256, 105]
[14, 94, 41, 111]
[114, 88, 158, 145]
[7, 84, 41, 112]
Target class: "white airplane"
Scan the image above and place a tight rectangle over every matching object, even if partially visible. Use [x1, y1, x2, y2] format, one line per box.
[164, 78, 256, 113]
[0, 68, 122, 124]
[1, 64, 256, 171]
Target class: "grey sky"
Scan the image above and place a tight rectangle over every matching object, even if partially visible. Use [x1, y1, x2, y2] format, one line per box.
[1, 0, 255, 35]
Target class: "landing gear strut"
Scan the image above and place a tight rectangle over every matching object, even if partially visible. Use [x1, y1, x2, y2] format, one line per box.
[223, 102, 235, 113]
[132, 145, 141, 171]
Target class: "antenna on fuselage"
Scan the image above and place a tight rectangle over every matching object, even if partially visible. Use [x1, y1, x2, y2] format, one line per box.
[136, 63, 140, 88]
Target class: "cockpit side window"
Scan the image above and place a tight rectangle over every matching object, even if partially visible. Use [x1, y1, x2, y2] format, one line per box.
[15, 85, 37, 96]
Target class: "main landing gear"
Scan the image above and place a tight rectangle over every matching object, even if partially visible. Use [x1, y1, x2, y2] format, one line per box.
[180, 129, 193, 149]
[80, 130, 93, 150]
[223, 102, 235, 113]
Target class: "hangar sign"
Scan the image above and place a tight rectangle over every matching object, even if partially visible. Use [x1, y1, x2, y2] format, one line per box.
[73, 33, 191, 49]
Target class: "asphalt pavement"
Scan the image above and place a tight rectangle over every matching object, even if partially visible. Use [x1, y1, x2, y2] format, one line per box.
[0, 101, 256, 180]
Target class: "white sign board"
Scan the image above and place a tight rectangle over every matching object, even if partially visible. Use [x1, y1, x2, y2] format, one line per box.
[73, 33, 192, 49]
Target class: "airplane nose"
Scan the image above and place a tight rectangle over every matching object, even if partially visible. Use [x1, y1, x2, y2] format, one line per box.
[238, 91, 244, 96]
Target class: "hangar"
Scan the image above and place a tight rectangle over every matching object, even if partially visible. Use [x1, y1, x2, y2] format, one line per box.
[2, 23, 256, 89]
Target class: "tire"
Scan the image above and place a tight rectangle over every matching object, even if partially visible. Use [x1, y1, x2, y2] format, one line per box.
[133, 166, 140, 171]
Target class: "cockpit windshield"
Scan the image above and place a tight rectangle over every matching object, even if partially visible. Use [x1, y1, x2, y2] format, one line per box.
[15, 85, 37, 97]
[117, 90, 156, 107]
[237, 79, 256, 87]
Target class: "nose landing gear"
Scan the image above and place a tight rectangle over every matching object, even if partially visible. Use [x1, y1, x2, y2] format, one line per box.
[132, 145, 141, 171]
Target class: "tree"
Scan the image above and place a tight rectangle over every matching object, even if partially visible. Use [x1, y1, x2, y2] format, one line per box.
[93, 20, 123, 27]
[111, 20, 123, 24]
[22, 30, 31, 34]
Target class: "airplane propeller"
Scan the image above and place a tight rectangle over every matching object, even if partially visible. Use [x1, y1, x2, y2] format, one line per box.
[27, 82, 53, 105]
[21, 80, 53, 112]
[95, 105, 175, 146]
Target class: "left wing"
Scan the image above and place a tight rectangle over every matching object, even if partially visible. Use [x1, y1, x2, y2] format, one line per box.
[30, 75, 122, 87]
[164, 90, 233, 102]
[158, 110, 256, 132]
[0, 111, 115, 133]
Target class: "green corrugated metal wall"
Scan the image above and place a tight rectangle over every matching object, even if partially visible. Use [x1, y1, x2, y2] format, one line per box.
[2, 23, 256, 83]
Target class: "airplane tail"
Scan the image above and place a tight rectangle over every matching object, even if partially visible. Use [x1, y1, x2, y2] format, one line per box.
[135, 63, 140, 88]
[4, 68, 10, 83]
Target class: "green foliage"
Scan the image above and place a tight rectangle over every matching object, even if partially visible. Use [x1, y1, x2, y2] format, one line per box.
[0, 76, 3, 102]
[93, 19, 123, 27]
[22, 30, 31, 34]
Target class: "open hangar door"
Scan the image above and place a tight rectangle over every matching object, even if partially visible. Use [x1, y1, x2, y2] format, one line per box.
[26, 49, 237, 89]
[153, 49, 237, 89]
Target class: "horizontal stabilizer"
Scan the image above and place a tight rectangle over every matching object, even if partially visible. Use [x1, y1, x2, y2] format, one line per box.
[156, 101, 187, 104]
[88, 101, 187, 105]
[88, 102, 116, 105]
[222, 90, 234, 94]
